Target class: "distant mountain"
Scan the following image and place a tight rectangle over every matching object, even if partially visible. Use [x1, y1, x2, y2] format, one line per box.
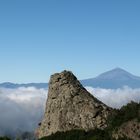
[81, 68, 140, 89]
[0, 82, 48, 89]
[0, 68, 140, 89]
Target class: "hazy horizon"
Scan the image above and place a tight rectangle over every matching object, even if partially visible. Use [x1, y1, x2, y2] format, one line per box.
[0, 67, 139, 84]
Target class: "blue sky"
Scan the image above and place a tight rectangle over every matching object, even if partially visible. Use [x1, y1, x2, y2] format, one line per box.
[0, 0, 140, 83]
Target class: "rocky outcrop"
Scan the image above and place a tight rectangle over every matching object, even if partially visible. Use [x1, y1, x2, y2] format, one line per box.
[113, 119, 140, 140]
[37, 70, 112, 138]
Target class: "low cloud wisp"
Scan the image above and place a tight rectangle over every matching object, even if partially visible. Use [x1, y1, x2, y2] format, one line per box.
[86, 86, 140, 108]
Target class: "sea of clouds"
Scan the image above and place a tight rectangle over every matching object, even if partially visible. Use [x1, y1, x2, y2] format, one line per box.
[0, 87, 47, 137]
[0, 86, 140, 137]
[86, 86, 140, 108]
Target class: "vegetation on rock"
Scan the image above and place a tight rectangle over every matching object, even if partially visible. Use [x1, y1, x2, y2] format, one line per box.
[39, 102, 140, 140]
[108, 101, 140, 130]
[39, 129, 131, 140]
[0, 137, 10, 140]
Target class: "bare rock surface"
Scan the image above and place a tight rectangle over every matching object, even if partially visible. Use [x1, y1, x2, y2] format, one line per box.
[113, 119, 140, 140]
[37, 70, 112, 138]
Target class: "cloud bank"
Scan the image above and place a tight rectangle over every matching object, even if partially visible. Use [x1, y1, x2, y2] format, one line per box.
[86, 86, 140, 108]
[0, 87, 47, 137]
[0, 86, 140, 137]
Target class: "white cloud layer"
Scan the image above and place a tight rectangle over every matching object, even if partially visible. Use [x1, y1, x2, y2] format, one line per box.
[86, 86, 140, 109]
[0, 87, 48, 137]
[0, 86, 140, 137]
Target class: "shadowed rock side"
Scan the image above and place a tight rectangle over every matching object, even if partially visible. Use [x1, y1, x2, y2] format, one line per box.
[37, 71, 112, 138]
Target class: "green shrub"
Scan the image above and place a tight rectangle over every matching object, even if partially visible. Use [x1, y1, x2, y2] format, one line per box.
[108, 102, 140, 130]
[39, 129, 108, 140]
[0, 137, 10, 140]
[39, 129, 131, 140]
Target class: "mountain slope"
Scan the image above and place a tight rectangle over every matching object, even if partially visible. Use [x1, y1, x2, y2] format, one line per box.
[81, 68, 140, 89]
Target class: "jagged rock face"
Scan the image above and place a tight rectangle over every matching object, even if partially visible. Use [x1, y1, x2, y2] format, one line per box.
[37, 71, 112, 138]
[113, 119, 140, 140]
